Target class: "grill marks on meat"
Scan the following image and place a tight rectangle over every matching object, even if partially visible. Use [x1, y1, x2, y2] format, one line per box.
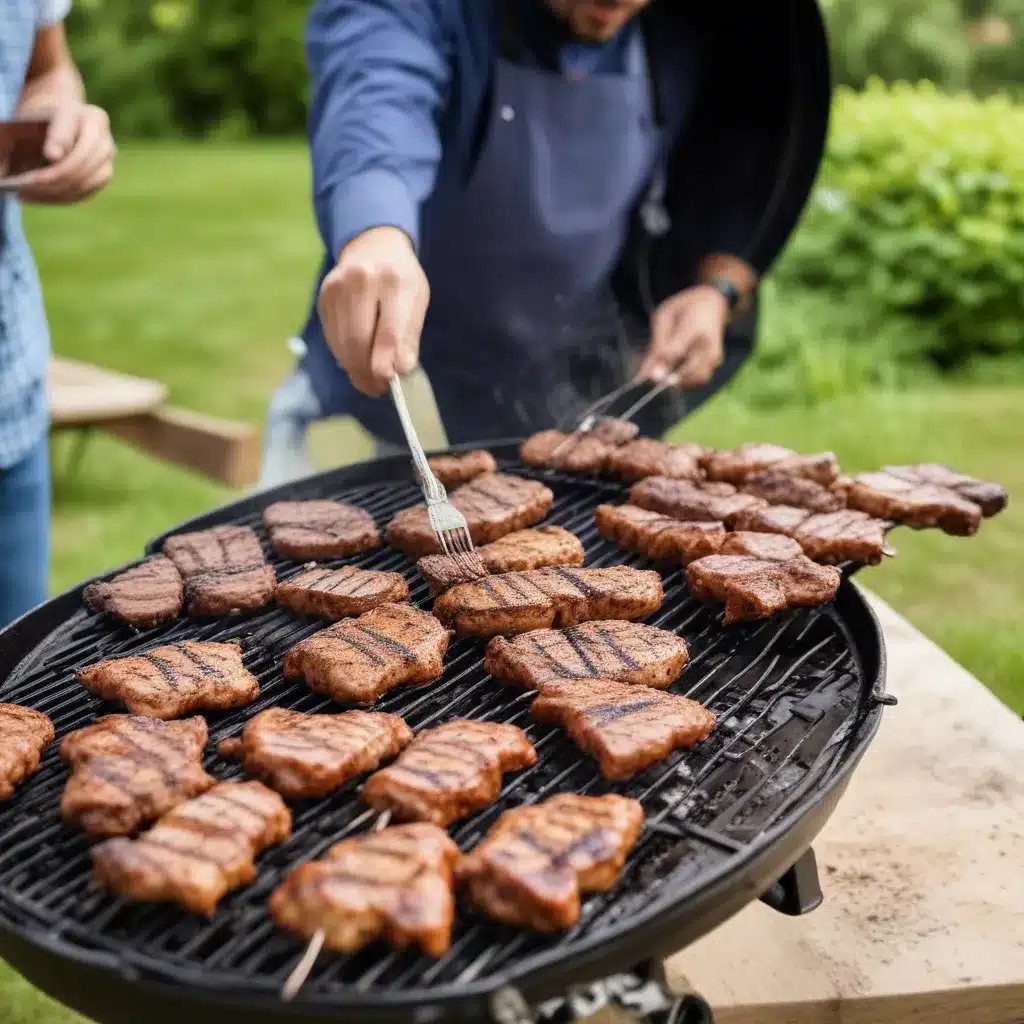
[630, 477, 767, 528]
[83, 557, 183, 629]
[883, 463, 1007, 518]
[75, 640, 259, 719]
[433, 566, 663, 637]
[218, 709, 412, 800]
[91, 781, 291, 916]
[702, 444, 839, 485]
[740, 470, 845, 513]
[608, 439, 705, 483]
[532, 679, 715, 779]
[163, 525, 265, 577]
[60, 716, 215, 836]
[485, 620, 688, 690]
[458, 794, 644, 931]
[276, 564, 409, 620]
[720, 532, 804, 561]
[730, 503, 816, 537]
[362, 721, 537, 826]
[595, 504, 726, 564]
[387, 474, 553, 558]
[0, 704, 54, 800]
[794, 511, 890, 565]
[269, 824, 459, 957]
[844, 471, 982, 536]
[520, 430, 615, 473]
[417, 526, 584, 597]
[283, 603, 451, 704]
[263, 500, 381, 560]
[426, 450, 498, 487]
[687, 554, 841, 623]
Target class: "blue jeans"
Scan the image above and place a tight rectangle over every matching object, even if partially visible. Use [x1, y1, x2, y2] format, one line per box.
[0, 437, 50, 628]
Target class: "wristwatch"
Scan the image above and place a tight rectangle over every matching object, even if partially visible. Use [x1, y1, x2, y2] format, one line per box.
[705, 276, 743, 316]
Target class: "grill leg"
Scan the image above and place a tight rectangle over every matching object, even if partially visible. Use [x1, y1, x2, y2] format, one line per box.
[759, 846, 824, 916]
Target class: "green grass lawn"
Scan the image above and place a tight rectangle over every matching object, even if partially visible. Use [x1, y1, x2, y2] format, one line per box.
[1, 142, 1020, 1023]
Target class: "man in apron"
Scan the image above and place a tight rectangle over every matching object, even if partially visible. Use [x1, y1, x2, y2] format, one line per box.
[260, 0, 830, 484]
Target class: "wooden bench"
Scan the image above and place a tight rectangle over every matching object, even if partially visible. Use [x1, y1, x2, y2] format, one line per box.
[47, 357, 261, 488]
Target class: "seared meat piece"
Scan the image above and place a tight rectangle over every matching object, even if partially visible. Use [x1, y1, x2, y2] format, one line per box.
[427, 449, 498, 487]
[76, 639, 259, 719]
[459, 794, 644, 931]
[270, 824, 459, 957]
[607, 438, 705, 483]
[61, 716, 215, 836]
[520, 429, 615, 474]
[587, 417, 641, 446]
[595, 504, 726, 564]
[363, 720, 537, 826]
[388, 474, 554, 558]
[485, 620, 688, 690]
[0, 704, 54, 800]
[417, 526, 585, 597]
[91, 781, 291, 917]
[741, 470, 845, 513]
[433, 566, 663, 637]
[84, 557, 183, 629]
[844, 471, 981, 536]
[283, 603, 451, 704]
[630, 477, 767, 528]
[263, 500, 380, 560]
[218, 709, 412, 799]
[720, 532, 804, 561]
[687, 554, 841, 623]
[184, 563, 277, 616]
[163, 525, 265, 578]
[532, 679, 715, 779]
[702, 444, 839, 485]
[793, 510, 890, 565]
[883, 463, 1007, 518]
[276, 564, 409, 620]
[729, 503, 811, 536]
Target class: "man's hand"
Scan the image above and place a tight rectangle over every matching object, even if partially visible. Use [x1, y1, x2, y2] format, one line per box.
[16, 102, 115, 204]
[639, 285, 730, 388]
[318, 226, 429, 397]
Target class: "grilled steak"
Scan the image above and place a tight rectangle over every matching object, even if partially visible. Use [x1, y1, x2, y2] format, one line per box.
[595, 504, 726, 564]
[427, 449, 498, 487]
[883, 463, 1007, 518]
[740, 470, 845, 513]
[702, 444, 839, 485]
[607, 438, 705, 483]
[276, 564, 409, 620]
[417, 526, 585, 597]
[283, 603, 451, 704]
[729, 503, 812, 536]
[485, 620, 688, 690]
[520, 430, 614, 473]
[269, 824, 459, 957]
[433, 565, 663, 637]
[218, 709, 412, 800]
[387, 474, 554, 558]
[0, 704, 54, 800]
[532, 679, 716, 779]
[61, 715, 215, 837]
[263, 500, 381, 560]
[844, 471, 981, 536]
[687, 554, 841, 623]
[630, 477, 767, 528]
[84, 557, 183, 629]
[363, 720, 537, 826]
[458, 794, 644, 931]
[163, 524, 265, 578]
[75, 640, 259, 720]
[587, 417, 641, 445]
[720, 531, 804, 560]
[91, 781, 291, 917]
[793, 510, 890, 564]
[184, 563, 278, 616]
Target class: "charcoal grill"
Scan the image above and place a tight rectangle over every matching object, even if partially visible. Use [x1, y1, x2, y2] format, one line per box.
[0, 443, 891, 1024]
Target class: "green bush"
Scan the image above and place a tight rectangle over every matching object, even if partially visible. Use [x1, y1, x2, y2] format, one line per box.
[778, 81, 1024, 368]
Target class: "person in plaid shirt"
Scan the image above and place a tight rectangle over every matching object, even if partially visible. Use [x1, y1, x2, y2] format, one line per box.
[0, 0, 115, 626]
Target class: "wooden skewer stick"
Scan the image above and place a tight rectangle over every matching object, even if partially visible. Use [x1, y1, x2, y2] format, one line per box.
[281, 808, 392, 1002]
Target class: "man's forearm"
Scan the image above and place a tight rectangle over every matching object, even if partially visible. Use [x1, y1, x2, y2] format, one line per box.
[16, 27, 83, 118]
[698, 253, 758, 314]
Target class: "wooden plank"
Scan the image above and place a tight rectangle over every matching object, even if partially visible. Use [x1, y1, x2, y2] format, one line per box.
[47, 357, 167, 427]
[100, 406, 260, 488]
[665, 594, 1024, 1023]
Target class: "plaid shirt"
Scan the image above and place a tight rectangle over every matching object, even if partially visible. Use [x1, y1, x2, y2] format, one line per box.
[0, 0, 71, 468]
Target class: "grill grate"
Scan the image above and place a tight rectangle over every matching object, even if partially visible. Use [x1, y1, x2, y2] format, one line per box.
[0, 457, 881, 1008]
